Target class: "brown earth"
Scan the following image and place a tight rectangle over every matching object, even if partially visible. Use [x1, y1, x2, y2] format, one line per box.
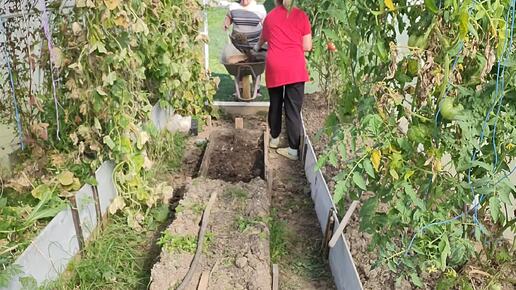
[207, 129, 264, 182]
[150, 177, 271, 290]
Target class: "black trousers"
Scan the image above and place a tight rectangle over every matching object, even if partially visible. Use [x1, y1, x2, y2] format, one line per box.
[268, 82, 305, 150]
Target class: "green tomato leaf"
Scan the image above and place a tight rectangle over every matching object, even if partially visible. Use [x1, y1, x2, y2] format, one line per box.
[425, 0, 439, 14]
[363, 159, 375, 178]
[352, 172, 367, 191]
[410, 272, 424, 288]
[334, 180, 348, 204]
[489, 196, 501, 223]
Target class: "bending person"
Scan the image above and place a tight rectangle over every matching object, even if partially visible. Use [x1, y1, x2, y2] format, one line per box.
[255, 0, 312, 160]
[221, 0, 267, 64]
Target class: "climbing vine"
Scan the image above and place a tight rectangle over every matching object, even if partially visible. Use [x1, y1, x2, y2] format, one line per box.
[299, 0, 515, 287]
[0, 0, 214, 280]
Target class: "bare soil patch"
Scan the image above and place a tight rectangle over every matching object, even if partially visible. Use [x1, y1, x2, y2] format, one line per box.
[150, 178, 271, 290]
[206, 129, 264, 182]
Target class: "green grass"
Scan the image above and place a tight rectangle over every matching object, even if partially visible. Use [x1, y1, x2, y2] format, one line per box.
[235, 215, 265, 232]
[269, 209, 289, 263]
[158, 233, 198, 254]
[208, 8, 269, 102]
[224, 186, 249, 200]
[175, 201, 205, 215]
[46, 212, 163, 290]
[146, 130, 186, 176]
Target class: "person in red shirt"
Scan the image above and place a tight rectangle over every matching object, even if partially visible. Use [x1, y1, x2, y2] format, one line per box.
[254, 0, 312, 160]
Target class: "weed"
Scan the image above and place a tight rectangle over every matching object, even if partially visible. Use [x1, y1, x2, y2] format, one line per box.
[235, 215, 264, 233]
[157, 231, 214, 254]
[224, 186, 248, 200]
[269, 210, 288, 263]
[158, 232, 197, 254]
[175, 202, 204, 215]
[146, 130, 186, 176]
[46, 214, 159, 289]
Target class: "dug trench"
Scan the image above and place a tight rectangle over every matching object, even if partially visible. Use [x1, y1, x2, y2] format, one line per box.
[150, 116, 335, 289]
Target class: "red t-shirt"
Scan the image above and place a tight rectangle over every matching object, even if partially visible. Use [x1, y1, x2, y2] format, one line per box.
[262, 6, 311, 88]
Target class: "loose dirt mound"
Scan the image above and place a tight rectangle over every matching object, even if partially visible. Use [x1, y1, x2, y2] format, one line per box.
[150, 177, 271, 290]
[206, 129, 264, 182]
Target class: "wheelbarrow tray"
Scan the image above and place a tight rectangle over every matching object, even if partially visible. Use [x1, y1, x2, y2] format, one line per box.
[222, 62, 265, 77]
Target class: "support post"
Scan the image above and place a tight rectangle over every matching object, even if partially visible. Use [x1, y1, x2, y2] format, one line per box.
[69, 195, 85, 251]
[91, 184, 103, 228]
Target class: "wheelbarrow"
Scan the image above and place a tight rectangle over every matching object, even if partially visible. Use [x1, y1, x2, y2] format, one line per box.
[223, 61, 265, 101]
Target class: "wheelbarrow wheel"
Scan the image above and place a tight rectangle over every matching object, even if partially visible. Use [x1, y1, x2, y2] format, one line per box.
[241, 75, 252, 100]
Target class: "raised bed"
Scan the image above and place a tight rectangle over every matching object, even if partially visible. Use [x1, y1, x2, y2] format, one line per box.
[6, 161, 117, 289]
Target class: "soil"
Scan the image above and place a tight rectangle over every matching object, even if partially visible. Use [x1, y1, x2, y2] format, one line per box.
[150, 112, 336, 289]
[268, 141, 336, 290]
[150, 177, 271, 290]
[207, 129, 264, 182]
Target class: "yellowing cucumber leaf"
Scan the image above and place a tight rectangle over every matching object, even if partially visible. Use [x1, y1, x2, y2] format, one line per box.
[103, 0, 120, 10]
[58, 171, 75, 186]
[103, 135, 116, 150]
[109, 196, 126, 214]
[32, 184, 51, 200]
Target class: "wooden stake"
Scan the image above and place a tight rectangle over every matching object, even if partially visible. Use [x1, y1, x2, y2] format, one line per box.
[264, 129, 269, 181]
[235, 117, 244, 129]
[321, 208, 336, 257]
[69, 196, 85, 251]
[272, 264, 279, 290]
[91, 185, 102, 228]
[329, 201, 359, 248]
[199, 132, 215, 177]
[177, 191, 219, 290]
[197, 271, 210, 290]
[206, 115, 212, 127]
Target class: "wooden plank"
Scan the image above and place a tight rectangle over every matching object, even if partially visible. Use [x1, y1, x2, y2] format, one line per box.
[267, 168, 273, 197]
[235, 117, 244, 129]
[177, 191, 219, 290]
[329, 201, 360, 248]
[272, 264, 279, 290]
[206, 115, 212, 127]
[199, 132, 216, 177]
[197, 271, 210, 290]
[264, 129, 269, 181]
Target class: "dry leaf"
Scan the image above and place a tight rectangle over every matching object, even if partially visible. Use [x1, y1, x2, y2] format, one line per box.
[72, 22, 82, 35]
[103, 0, 120, 10]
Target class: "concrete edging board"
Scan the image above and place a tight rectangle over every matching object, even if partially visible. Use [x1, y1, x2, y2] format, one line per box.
[6, 161, 117, 289]
[301, 121, 363, 290]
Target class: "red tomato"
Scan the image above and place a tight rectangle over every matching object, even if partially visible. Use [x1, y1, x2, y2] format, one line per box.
[327, 42, 337, 52]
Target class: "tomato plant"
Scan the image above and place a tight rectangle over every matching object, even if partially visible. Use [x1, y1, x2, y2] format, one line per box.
[299, 0, 515, 286]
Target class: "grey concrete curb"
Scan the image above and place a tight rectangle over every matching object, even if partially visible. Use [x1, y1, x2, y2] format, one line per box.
[301, 118, 363, 290]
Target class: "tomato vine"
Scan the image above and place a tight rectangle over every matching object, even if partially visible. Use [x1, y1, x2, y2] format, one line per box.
[298, 0, 515, 286]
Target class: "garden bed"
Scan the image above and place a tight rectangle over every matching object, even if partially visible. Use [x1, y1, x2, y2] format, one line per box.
[151, 128, 271, 289]
[150, 178, 271, 290]
[303, 94, 400, 289]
